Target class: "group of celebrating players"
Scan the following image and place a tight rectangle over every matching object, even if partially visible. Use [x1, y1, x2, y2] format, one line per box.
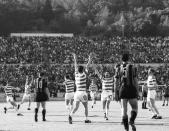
[3, 52, 164, 131]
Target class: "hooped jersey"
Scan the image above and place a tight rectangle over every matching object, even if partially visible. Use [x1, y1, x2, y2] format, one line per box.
[89, 83, 98, 92]
[147, 75, 157, 88]
[64, 80, 75, 93]
[75, 72, 87, 91]
[4, 86, 13, 97]
[101, 77, 113, 92]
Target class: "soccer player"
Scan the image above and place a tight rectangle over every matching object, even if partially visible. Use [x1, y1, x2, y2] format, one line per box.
[18, 75, 33, 110]
[147, 68, 162, 119]
[63, 74, 75, 115]
[94, 66, 114, 120]
[162, 82, 169, 106]
[68, 53, 92, 124]
[89, 74, 98, 108]
[34, 72, 50, 122]
[142, 83, 148, 109]
[3, 82, 23, 116]
[114, 53, 138, 131]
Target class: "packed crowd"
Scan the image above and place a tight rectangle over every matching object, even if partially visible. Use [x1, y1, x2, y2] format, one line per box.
[0, 36, 169, 64]
[0, 36, 169, 92]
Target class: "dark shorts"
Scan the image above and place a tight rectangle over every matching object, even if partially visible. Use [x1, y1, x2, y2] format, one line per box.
[142, 91, 147, 97]
[35, 92, 49, 102]
[119, 85, 138, 99]
[164, 94, 169, 97]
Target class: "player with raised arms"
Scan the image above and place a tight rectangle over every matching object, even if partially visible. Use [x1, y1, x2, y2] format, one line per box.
[68, 53, 93, 124]
[94, 64, 114, 121]
[89, 73, 98, 108]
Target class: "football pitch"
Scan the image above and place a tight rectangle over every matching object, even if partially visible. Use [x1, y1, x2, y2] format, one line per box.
[0, 101, 168, 131]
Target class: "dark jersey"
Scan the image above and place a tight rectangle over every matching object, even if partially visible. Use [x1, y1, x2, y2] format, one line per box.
[116, 63, 138, 99]
[35, 78, 47, 93]
[35, 77, 48, 102]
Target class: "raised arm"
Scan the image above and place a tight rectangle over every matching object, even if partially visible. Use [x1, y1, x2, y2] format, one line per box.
[93, 64, 102, 80]
[72, 53, 78, 73]
[30, 75, 34, 85]
[85, 53, 93, 72]
[25, 75, 29, 86]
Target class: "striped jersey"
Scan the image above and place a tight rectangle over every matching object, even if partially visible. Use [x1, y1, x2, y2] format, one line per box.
[75, 72, 87, 91]
[147, 75, 157, 88]
[102, 77, 113, 92]
[89, 83, 97, 92]
[64, 80, 75, 93]
[4, 86, 13, 97]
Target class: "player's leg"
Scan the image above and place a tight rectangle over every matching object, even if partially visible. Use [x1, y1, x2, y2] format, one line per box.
[166, 97, 169, 106]
[150, 98, 162, 119]
[144, 97, 148, 109]
[82, 101, 91, 123]
[102, 100, 107, 119]
[27, 96, 31, 110]
[70, 99, 74, 112]
[41, 101, 46, 121]
[162, 96, 165, 106]
[69, 101, 80, 124]
[105, 100, 110, 120]
[128, 98, 138, 131]
[18, 94, 26, 110]
[65, 99, 71, 114]
[35, 102, 40, 122]
[90, 92, 95, 108]
[121, 99, 129, 131]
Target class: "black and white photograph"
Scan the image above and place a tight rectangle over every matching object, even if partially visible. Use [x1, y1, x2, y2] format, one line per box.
[0, 0, 169, 131]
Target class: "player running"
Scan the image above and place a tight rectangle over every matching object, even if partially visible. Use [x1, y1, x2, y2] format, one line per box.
[147, 68, 162, 119]
[18, 75, 33, 110]
[3, 82, 23, 116]
[94, 65, 114, 121]
[63, 74, 75, 115]
[34, 72, 50, 122]
[114, 53, 138, 131]
[68, 53, 92, 124]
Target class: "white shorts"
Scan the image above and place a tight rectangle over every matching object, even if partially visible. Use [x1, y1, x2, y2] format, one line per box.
[90, 91, 96, 100]
[22, 94, 31, 100]
[65, 92, 74, 100]
[6, 96, 14, 102]
[74, 91, 88, 102]
[101, 91, 113, 101]
[147, 90, 156, 101]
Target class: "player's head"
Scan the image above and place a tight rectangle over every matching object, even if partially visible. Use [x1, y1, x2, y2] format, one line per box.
[122, 53, 129, 62]
[65, 74, 70, 80]
[148, 68, 155, 75]
[38, 72, 45, 77]
[78, 65, 84, 73]
[115, 63, 120, 70]
[104, 71, 110, 78]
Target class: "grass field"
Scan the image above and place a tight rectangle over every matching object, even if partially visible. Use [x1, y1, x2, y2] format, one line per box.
[0, 101, 169, 131]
